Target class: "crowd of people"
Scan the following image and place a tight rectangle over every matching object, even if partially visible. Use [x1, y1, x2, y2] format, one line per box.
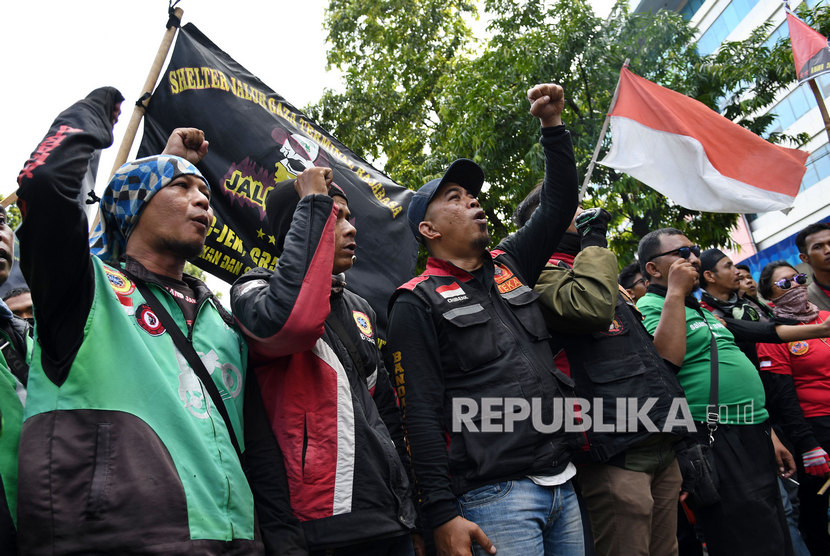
[1, 81, 830, 556]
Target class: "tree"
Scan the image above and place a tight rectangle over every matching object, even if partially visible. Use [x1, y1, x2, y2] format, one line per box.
[0, 197, 22, 230]
[312, 0, 817, 266]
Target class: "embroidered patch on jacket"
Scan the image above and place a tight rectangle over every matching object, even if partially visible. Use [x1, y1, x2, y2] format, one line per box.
[600, 317, 624, 336]
[352, 310, 374, 337]
[789, 341, 809, 356]
[136, 304, 165, 336]
[436, 282, 467, 302]
[105, 267, 135, 296]
[493, 264, 514, 284]
[493, 264, 523, 293]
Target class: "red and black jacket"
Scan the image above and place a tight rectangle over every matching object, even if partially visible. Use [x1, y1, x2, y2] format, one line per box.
[231, 195, 415, 551]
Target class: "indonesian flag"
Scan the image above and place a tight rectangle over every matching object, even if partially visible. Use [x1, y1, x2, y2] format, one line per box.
[436, 283, 465, 299]
[599, 67, 809, 214]
[787, 10, 830, 83]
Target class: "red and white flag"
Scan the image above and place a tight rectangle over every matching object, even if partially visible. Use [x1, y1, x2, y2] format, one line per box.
[599, 67, 809, 213]
[787, 9, 830, 83]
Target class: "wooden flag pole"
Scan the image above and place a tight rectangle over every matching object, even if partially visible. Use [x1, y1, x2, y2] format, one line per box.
[108, 6, 184, 180]
[808, 79, 830, 144]
[579, 58, 629, 202]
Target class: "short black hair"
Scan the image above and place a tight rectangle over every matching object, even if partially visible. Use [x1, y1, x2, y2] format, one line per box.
[2, 287, 29, 301]
[795, 222, 830, 254]
[637, 228, 684, 278]
[512, 182, 544, 228]
[758, 260, 796, 300]
[618, 262, 641, 288]
[735, 263, 751, 273]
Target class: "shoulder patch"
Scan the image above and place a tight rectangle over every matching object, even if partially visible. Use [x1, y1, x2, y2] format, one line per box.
[789, 341, 809, 356]
[600, 316, 625, 336]
[136, 304, 166, 336]
[105, 267, 135, 296]
[352, 310, 373, 337]
[494, 264, 523, 294]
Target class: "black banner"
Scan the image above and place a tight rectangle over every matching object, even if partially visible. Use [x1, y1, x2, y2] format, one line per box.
[138, 23, 417, 332]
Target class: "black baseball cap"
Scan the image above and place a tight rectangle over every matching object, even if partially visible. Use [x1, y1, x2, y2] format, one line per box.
[407, 158, 485, 239]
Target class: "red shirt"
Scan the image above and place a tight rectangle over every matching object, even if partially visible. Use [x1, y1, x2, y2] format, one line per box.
[757, 310, 830, 418]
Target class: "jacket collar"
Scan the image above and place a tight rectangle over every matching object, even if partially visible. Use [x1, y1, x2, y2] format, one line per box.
[121, 255, 214, 306]
[424, 254, 493, 283]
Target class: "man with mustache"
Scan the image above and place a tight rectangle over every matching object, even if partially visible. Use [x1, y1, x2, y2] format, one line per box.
[386, 83, 581, 555]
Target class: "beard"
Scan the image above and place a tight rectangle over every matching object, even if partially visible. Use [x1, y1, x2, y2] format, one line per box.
[161, 237, 206, 261]
[471, 231, 490, 252]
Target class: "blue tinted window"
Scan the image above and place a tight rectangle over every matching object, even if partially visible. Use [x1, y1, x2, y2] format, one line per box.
[697, 0, 762, 55]
[802, 143, 830, 191]
[680, 0, 706, 20]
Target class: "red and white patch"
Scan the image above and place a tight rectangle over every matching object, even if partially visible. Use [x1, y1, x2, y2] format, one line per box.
[600, 317, 624, 336]
[136, 304, 165, 336]
[436, 283, 465, 299]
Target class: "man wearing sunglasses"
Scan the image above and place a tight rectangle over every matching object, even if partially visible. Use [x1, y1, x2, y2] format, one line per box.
[636, 228, 795, 556]
[796, 222, 830, 312]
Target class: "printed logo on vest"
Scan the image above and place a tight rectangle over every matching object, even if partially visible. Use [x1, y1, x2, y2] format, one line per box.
[136, 304, 165, 336]
[105, 267, 135, 296]
[789, 341, 809, 356]
[600, 317, 624, 336]
[353, 310, 374, 337]
[436, 283, 468, 303]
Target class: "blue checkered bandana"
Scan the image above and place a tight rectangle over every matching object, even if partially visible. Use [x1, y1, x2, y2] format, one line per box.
[89, 155, 207, 264]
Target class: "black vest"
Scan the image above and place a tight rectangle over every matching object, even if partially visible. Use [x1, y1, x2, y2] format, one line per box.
[556, 292, 686, 462]
[396, 253, 574, 495]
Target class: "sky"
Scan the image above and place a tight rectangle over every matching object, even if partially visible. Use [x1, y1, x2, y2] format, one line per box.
[0, 0, 615, 293]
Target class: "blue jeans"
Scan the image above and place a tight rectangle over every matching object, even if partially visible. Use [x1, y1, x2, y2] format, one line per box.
[458, 478, 585, 556]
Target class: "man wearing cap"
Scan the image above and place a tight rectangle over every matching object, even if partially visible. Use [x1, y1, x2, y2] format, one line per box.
[386, 83, 581, 555]
[14, 88, 267, 554]
[232, 170, 416, 554]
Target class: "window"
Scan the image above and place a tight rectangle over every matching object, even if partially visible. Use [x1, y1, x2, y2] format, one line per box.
[697, 0, 762, 55]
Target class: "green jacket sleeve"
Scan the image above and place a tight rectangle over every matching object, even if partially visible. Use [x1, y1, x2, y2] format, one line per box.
[534, 246, 619, 333]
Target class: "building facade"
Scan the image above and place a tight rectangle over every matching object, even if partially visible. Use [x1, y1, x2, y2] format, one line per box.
[633, 0, 830, 277]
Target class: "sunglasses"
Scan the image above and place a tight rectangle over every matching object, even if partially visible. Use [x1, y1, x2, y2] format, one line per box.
[647, 244, 701, 262]
[773, 273, 807, 290]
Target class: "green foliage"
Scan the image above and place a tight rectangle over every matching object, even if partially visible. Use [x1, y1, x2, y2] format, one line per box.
[184, 261, 207, 282]
[312, 0, 818, 267]
[0, 196, 22, 230]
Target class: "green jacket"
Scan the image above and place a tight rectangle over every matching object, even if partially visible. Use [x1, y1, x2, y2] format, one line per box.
[535, 246, 619, 334]
[19, 257, 260, 554]
[0, 319, 31, 527]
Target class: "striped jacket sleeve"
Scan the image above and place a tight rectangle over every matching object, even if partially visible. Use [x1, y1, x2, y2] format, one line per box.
[231, 194, 337, 360]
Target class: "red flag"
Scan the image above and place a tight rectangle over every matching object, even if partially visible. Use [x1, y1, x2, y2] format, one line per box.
[787, 10, 830, 83]
[599, 67, 808, 213]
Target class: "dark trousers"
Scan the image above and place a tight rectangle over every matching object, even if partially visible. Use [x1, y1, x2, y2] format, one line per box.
[691, 421, 793, 556]
[800, 415, 830, 556]
[311, 533, 414, 556]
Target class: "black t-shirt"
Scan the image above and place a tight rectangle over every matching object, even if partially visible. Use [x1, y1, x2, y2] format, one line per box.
[155, 274, 199, 329]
